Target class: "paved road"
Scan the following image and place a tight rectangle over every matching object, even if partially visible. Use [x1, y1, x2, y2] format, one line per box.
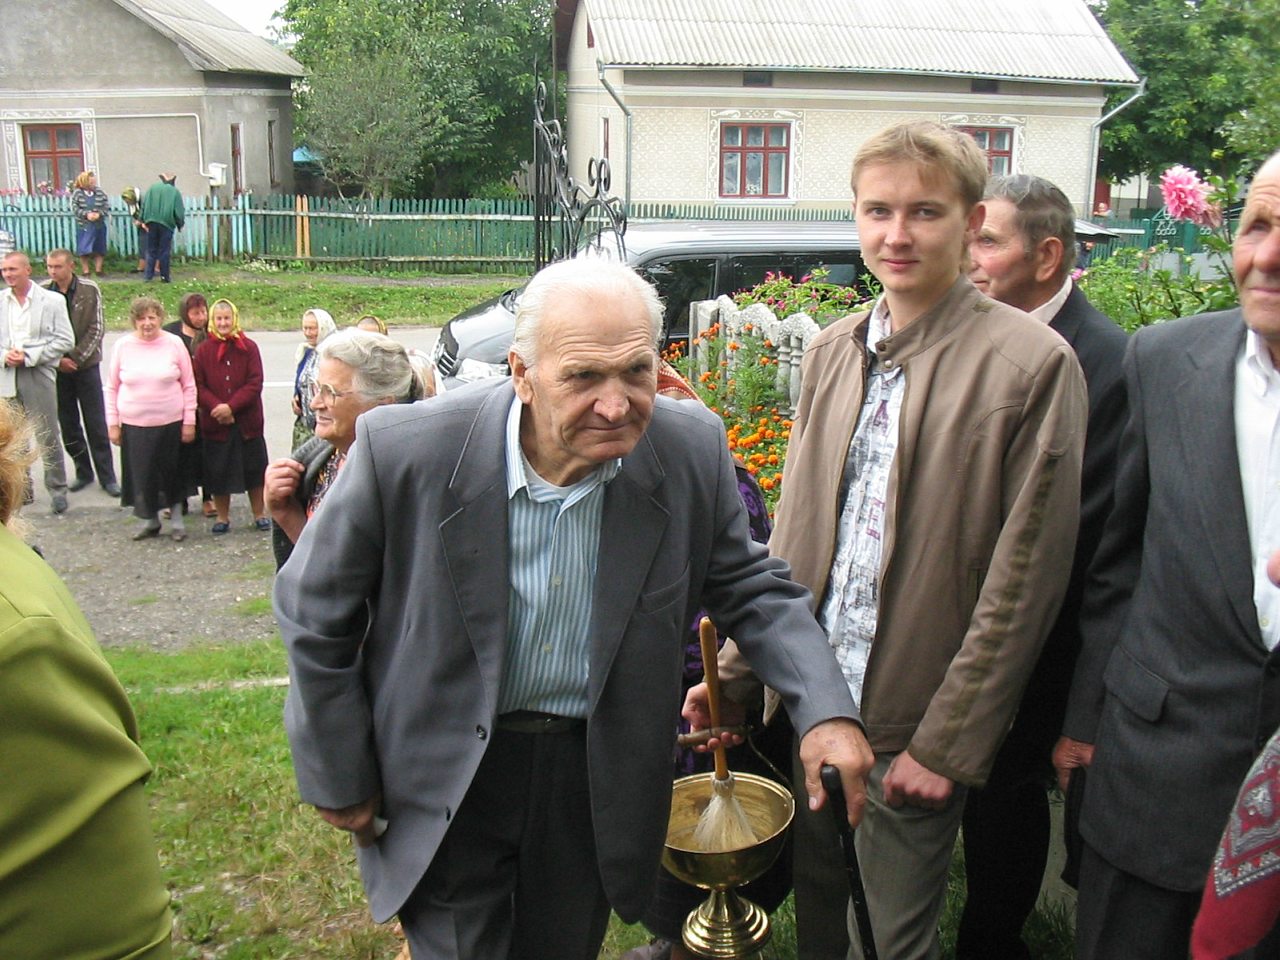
[27, 326, 441, 512]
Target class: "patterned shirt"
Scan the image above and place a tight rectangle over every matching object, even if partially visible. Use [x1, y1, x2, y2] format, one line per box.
[817, 299, 905, 708]
[498, 396, 621, 717]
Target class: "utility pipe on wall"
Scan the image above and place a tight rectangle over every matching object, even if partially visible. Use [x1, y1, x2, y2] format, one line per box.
[1086, 78, 1146, 214]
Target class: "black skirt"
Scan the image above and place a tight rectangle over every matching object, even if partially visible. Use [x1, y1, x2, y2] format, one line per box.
[202, 431, 268, 496]
[120, 421, 184, 519]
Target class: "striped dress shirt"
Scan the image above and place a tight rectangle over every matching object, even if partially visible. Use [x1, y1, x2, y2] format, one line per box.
[497, 396, 621, 717]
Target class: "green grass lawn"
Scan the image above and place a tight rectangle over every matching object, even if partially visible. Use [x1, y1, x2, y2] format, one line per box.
[89, 257, 523, 332]
[109, 641, 1073, 959]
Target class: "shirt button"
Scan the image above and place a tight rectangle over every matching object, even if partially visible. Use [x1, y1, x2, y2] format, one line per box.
[1264, 617, 1272, 628]
[543, 643, 552, 653]
[476, 725, 487, 740]
[551, 575, 563, 588]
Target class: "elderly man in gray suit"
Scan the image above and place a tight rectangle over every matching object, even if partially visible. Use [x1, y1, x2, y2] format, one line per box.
[1055, 149, 1280, 959]
[274, 257, 873, 960]
[1, 250, 73, 513]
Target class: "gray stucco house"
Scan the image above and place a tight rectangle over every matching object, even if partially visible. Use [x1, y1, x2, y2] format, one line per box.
[0, 0, 304, 200]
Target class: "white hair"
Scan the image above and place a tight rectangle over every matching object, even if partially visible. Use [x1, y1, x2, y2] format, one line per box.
[511, 258, 663, 367]
[317, 329, 418, 401]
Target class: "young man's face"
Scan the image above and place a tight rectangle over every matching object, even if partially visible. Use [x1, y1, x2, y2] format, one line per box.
[854, 162, 981, 322]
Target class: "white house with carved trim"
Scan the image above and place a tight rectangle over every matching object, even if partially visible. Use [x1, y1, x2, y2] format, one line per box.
[0, 0, 303, 200]
[556, 0, 1140, 215]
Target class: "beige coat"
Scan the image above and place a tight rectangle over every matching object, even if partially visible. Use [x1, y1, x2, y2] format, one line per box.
[722, 278, 1087, 785]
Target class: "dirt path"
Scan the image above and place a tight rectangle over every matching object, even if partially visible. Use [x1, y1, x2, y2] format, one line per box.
[27, 493, 278, 650]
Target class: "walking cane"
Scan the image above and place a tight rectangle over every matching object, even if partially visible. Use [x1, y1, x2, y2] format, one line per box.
[821, 764, 878, 960]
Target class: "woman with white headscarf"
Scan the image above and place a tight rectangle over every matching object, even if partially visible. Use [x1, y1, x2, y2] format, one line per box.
[291, 308, 335, 448]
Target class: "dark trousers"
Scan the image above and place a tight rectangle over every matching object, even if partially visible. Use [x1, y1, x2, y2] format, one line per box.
[398, 723, 611, 960]
[956, 735, 1052, 960]
[57, 365, 115, 485]
[1076, 842, 1200, 960]
[143, 223, 174, 281]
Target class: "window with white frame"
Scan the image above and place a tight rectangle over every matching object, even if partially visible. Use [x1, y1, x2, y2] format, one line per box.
[719, 122, 790, 199]
[957, 125, 1014, 175]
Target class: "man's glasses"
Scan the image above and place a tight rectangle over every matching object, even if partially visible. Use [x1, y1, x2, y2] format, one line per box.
[309, 381, 355, 404]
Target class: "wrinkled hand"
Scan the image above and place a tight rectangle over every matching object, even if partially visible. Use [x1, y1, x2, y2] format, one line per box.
[799, 718, 874, 827]
[264, 458, 304, 513]
[108, 425, 121, 446]
[883, 751, 953, 810]
[211, 402, 234, 425]
[181, 423, 196, 444]
[315, 795, 381, 848]
[58, 357, 78, 374]
[5, 348, 24, 368]
[291, 395, 302, 416]
[681, 681, 749, 750]
[1052, 736, 1095, 793]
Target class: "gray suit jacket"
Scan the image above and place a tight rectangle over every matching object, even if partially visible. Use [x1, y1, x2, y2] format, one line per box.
[0, 281, 73, 394]
[275, 379, 858, 921]
[1063, 309, 1280, 890]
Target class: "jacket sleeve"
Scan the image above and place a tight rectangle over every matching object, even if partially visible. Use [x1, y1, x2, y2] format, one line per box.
[25, 294, 74, 368]
[275, 416, 385, 808]
[909, 343, 1088, 784]
[67, 285, 105, 366]
[1062, 335, 1149, 744]
[104, 341, 122, 428]
[173, 191, 185, 230]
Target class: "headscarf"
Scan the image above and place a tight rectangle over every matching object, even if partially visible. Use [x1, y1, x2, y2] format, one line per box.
[177, 292, 209, 355]
[208, 298, 248, 361]
[307, 308, 337, 343]
[356, 314, 388, 335]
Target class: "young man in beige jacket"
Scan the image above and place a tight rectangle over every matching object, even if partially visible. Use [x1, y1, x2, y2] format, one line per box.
[691, 121, 1088, 959]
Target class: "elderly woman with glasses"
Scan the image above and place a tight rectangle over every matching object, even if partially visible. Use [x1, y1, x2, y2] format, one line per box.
[264, 329, 421, 568]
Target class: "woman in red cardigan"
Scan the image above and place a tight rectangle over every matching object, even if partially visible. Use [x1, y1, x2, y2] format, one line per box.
[193, 299, 269, 534]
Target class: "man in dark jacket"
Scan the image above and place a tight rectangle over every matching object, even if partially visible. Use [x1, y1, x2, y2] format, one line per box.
[961, 175, 1128, 959]
[44, 248, 118, 497]
[141, 174, 184, 283]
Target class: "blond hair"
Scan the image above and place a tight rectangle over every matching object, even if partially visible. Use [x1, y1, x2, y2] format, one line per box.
[129, 296, 166, 325]
[0, 400, 37, 531]
[73, 170, 96, 191]
[851, 121, 989, 209]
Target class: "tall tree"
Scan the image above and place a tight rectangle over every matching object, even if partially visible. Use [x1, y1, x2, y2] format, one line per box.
[283, 0, 550, 198]
[1095, 0, 1254, 180]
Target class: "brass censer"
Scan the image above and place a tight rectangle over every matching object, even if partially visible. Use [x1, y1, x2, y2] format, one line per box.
[662, 771, 795, 958]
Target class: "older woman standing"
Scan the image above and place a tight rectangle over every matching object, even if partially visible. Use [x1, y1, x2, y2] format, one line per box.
[0, 402, 172, 958]
[193, 298, 268, 534]
[290, 307, 335, 449]
[104, 296, 197, 541]
[163, 292, 213, 517]
[71, 171, 109, 278]
[265, 329, 420, 567]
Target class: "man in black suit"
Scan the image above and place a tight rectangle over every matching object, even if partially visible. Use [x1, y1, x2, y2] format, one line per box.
[959, 174, 1129, 959]
[1054, 150, 1280, 958]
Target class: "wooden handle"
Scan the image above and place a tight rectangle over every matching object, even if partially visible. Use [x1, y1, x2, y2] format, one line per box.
[699, 617, 729, 781]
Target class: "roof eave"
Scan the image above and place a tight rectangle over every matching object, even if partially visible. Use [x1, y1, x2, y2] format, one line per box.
[594, 62, 1141, 87]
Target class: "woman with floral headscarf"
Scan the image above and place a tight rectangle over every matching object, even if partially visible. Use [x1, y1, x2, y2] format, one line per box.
[192, 299, 269, 534]
[290, 307, 335, 448]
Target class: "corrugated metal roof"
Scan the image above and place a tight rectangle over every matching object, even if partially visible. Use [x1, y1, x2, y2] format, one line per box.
[111, 0, 305, 77]
[580, 0, 1138, 84]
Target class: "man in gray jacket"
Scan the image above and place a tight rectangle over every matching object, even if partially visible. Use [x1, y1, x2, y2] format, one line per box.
[44, 248, 119, 497]
[1, 251, 72, 512]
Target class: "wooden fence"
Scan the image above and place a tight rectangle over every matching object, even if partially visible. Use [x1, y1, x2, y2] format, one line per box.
[0, 194, 1216, 269]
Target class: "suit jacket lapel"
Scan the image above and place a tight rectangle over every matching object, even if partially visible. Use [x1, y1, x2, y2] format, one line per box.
[587, 432, 669, 714]
[1172, 311, 1261, 645]
[441, 383, 514, 711]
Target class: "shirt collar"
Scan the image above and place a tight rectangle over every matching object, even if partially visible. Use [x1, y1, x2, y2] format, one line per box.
[1243, 327, 1280, 397]
[1028, 276, 1075, 325]
[504, 394, 621, 501]
[867, 296, 892, 355]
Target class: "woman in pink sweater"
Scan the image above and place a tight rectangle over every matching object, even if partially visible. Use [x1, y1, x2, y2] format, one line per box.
[105, 296, 197, 541]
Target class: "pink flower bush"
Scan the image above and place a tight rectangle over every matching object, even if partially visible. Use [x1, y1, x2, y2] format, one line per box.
[1160, 165, 1222, 227]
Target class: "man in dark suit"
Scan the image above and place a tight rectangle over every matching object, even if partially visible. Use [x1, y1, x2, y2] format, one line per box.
[1054, 150, 1280, 958]
[960, 174, 1128, 958]
[274, 258, 874, 960]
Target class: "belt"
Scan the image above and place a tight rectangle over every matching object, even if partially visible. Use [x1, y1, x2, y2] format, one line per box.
[496, 710, 586, 734]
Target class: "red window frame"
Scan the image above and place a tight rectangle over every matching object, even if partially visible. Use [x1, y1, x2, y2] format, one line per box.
[957, 125, 1014, 175]
[23, 124, 84, 191]
[719, 123, 790, 199]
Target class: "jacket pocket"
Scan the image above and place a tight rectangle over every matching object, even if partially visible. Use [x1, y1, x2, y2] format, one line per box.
[1103, 646, 1169, 723]
[638, 562, 690, 615]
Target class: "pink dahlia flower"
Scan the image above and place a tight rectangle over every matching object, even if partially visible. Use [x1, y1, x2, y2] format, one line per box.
[1160, 165, 1215, 225]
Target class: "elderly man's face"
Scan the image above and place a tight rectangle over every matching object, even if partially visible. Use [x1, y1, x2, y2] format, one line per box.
[1236, 157, 1280, 353]
[511, 287, 657, 486]
[1, 255, 31, 289]
[969, 197, 1048, 313]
